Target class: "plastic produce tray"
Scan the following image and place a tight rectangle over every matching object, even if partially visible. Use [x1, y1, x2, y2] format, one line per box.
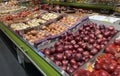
[56, 14, 89, 30]
[41, 20, 68, 37]
[40, 12, 61, 21]
[17, 27, 50, 45]
[9, 19, 45, 32]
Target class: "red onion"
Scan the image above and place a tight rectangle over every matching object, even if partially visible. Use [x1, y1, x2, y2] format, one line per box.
[116, 65, 120, 70]
[65, 51, 72, 59]
[55, 61, 62, 66]
[101, 44, 105, 48]
[75, 53, 82, 61]
[64, 45, 69, 50]
[104, 31, 110, 37]
[64, 41, 70, 45]
[73, 31, 79, 37]
[62, 60, 68, 65]
[77, 48, 84, 53]
[44, 48, 50, 55]
[89, 34, 95, 39]
[61, 65, 67, 71]
[72, 50, 77, 53]
[108, 26, 114, 31]
[65, 36, 72, 41]
[70, 59, 76, 65]
[75, 37, 81, 41]
[83, 51, 90, 56]
[71, 40, 76, 45]
[63, 55, 67, 60]
[55, 42, 61, 46]
[49, 56, 55, 61]
[86, 45, 93, 50]
[89, 39, 95, 44]
[89, 55, 93, 59]
[97, 34, 103, 39]
[95, 29, 101, 35]
[55, 53, 63, 61]
[84, 31, 89, 35]
[97, 39, 102, 44]
[85, 27, 90, 31]
[114, 39, 120, 45]
[72, 64, 78, 69]
[84, 37, 89, 41]
[50, 47, 55, 54]
[68, 45, 73, 49]
[95, 45, 101, 50]
[56, 46, 63, 53]
[74, 44, 79, 49]
[67, 68, 74, 73]
[90, 48, 98, 55]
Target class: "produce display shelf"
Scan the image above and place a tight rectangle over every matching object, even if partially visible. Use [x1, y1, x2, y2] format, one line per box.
[43, 1, 113, 10]
[0, 16, 119, 76]
[0, 22, 61, 76]
[1, 1, 119, 75]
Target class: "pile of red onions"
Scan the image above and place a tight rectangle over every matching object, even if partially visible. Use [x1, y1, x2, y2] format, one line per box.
[40, 22, 118, 74]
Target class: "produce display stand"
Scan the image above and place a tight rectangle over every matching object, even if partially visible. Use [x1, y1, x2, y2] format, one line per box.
[0, 22, 61, 76]
[1, 1, 120, 76]
[0, 16, 120, 76]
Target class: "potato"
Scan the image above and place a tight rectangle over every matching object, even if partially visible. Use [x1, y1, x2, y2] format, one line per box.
[23, 29, 48, 44]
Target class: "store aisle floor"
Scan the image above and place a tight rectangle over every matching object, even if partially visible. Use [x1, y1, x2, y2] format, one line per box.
[0, 33, 28, 76]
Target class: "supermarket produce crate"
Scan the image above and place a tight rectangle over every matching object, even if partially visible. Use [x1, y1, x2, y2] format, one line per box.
[17, 27, 51, 45]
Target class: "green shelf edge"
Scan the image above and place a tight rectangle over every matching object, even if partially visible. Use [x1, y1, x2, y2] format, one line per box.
[0, 23, 60, 76]
[43, 1, 113, 10]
